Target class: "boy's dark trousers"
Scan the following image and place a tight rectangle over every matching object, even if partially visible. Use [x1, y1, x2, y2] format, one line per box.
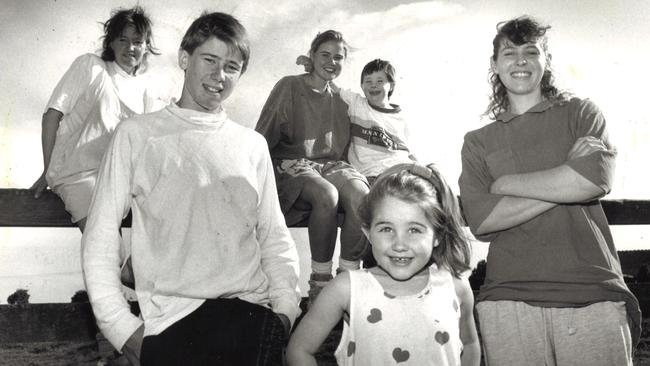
[140, 298, 287, 366]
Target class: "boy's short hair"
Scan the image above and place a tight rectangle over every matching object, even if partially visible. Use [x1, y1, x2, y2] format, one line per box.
[180, 12, 250, 74]
[485, 15, 565, 119]
[101, 6, 159, 70]
[360, 59, 396, 98]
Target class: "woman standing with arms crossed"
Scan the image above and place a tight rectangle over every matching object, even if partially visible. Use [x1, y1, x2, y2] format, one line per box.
[459, 16, 639, 365]
[256, 30, 369, 304]
[31, 6, 159, 232]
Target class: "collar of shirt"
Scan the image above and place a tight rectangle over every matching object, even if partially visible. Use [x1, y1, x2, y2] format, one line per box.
[496, 99, 554, 123]
[368, 102, 401, 114]
[106, 60, 145, 78]
[166, 101, 229, 128]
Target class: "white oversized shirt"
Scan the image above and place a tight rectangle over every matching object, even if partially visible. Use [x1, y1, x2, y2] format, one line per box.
[82, 103, 300, 350]
[45, 53, 154, 188]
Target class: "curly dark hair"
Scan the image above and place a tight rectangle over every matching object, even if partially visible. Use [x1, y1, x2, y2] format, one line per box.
[485, 15, 568, 119]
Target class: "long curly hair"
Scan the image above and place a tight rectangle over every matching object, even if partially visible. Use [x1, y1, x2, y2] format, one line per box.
[484, 15, 568, 120]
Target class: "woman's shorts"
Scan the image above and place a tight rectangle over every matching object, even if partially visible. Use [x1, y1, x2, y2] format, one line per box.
[273, 158, 367, 226]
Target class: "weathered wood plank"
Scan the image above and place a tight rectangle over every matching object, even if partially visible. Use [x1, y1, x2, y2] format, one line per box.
[601, 199, 650, 225]
[0, 188, 648, 227]
[0, 189, 74, 227]
[0, 189, 131, 227]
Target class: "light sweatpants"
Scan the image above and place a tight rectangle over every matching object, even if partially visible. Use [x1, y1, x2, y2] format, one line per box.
[476, 300, 633, 366]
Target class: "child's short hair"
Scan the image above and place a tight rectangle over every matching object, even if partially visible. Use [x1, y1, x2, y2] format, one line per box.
[358, 163, 471, 278]
[101, 6, 160, 70]
[485, 15, 566, 119]
[180, 12, 250, 74]
[361, 59, 396, 98]
[309, 30, 349, 58]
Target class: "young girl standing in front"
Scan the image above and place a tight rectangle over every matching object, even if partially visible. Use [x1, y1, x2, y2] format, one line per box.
[287, 163, 480, 366]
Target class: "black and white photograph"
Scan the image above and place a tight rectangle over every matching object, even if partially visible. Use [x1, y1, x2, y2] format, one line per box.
[0, 0, 648, 365]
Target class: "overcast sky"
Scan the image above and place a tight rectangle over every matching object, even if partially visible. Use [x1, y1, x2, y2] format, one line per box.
[1, 0, 648, 303]
[2, 0, 649, 198]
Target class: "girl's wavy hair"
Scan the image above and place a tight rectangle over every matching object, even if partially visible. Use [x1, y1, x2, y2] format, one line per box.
[484, 15, 568, 119]
[357, 163, 472, 278]
[100, 6, 159, 73]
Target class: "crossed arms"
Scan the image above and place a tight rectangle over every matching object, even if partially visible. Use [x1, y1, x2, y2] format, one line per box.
[477, 136, 609, 235]
[459, 100, 616, 239]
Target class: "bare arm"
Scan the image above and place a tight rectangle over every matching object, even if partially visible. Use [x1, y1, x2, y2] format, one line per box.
[454, 276, 480, 366]
[287, 273, 350, 366]
[30, 108, 63, 198]
[490, 165, 603, 202]
[475, 195, 556, 235]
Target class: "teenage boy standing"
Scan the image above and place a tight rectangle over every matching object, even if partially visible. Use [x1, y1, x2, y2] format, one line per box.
[82, 12, 299, 365]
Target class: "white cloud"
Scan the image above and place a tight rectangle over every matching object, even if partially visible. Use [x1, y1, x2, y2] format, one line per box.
[340, 1, 464, 45]
[2, 0, 650, 200]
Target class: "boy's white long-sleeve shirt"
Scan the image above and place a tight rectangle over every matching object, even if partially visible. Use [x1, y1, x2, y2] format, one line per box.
[82, 103, 300, 351]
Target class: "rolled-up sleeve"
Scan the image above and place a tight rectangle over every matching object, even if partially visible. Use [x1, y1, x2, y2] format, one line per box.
[458, 131, 503, 242]
[565, 99, 616, 195]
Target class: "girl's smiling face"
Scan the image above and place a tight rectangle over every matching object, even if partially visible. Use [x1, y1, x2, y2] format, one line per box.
[309, 40, 346, 83]
[363, 195, 437, 281]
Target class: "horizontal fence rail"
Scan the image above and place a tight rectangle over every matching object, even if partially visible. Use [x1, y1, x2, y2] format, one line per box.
[1, 188, 649, 227]
[0, 188, 648, 346]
